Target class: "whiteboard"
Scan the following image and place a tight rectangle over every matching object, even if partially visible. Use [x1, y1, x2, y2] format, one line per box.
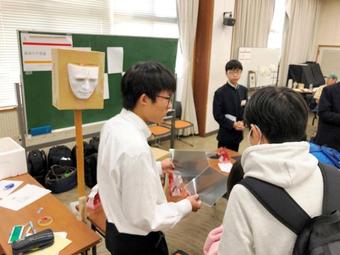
[238, 47, 280, 88]
[317, 46, 340, 77]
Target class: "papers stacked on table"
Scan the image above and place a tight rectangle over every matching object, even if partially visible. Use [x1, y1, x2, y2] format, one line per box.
[0, 184, 50, 211]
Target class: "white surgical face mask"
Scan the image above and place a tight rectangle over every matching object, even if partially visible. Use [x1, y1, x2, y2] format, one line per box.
[67, 63, 99, 99]
[247, 124, 262, 146]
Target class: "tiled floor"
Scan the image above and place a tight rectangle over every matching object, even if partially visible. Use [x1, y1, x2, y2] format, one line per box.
[55, 113, 318, 255]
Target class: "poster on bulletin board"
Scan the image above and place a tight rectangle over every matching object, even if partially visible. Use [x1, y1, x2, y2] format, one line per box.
[21, 32, 73, 72]
[238, 47, 280, 88]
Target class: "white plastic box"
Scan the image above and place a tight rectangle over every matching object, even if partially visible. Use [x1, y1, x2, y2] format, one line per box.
[0, 137, 27, 180]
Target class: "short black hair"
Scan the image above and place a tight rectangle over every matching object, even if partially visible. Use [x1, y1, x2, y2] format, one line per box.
[121, 61, 176, 110]
[227, 159, 244, 197]
[225, 59, 243, 72]
[244, 87, 308, 143]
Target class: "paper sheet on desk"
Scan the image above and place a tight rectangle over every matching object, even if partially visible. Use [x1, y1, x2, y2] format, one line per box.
[218, 162, 233, 173]
[30, 234, 72, 255]
[0, 184, 50, 211]
[0, 180, 23, 199]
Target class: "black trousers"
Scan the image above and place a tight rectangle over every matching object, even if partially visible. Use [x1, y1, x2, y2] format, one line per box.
[105, 221, 168, 255]
[218, 140, 240, 152]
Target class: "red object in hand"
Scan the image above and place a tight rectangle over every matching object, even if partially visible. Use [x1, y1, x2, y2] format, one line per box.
[217, 147, 230, 162]
[168, 172, 174, 196]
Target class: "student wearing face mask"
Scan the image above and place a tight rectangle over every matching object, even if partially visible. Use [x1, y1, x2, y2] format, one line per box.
[218, 87, 324, 255]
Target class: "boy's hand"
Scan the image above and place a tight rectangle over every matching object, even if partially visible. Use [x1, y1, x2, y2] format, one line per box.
[161, 158, 174, 175]
[187, 194, 201, 212]
[233, 121, 245, 131]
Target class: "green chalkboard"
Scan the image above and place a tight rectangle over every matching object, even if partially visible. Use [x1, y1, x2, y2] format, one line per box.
[18, 31, 178, 133]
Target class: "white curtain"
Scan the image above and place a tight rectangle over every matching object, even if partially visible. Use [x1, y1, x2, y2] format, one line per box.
[231, 0, 275, 58]
[278, 0, 321, 86]
[176, 0, 199, 135]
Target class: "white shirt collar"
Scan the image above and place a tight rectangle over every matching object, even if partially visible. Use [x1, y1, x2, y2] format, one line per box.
[227, 80, 238, 89]
[120, 108, 151, 139]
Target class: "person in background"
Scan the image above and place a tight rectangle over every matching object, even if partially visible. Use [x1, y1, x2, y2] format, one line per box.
[219, 87, 323, 255]
[314, 81, 340, 152]
[313, 72, 337, 103]
[97, 61, 201, 255]
[213, 59, 248, 152]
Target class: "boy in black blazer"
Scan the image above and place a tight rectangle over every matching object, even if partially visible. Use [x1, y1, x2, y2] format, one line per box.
[213, 59, 248, 151]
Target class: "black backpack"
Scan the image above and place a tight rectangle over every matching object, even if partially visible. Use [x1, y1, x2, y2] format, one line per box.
[89, 136, 100, 153]
[27, 150, 47, 185]
[45, 164, 77, 193]
[84, 153, 98, 188]
[240, 163, 340, 255]
[48, 145, 73, 168]
[71, 141, 96, 166]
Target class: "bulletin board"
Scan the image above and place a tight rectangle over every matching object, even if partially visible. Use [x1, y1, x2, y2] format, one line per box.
[18, 30, 178, 133]
[316, 45, 340, 77]
[238, 47, 280, 88]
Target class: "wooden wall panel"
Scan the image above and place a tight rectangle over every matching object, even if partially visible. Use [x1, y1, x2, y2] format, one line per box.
[193, 0, 214, 136]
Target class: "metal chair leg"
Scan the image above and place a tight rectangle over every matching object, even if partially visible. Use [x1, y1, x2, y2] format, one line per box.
[91, 224, 97, 255]
[312, 112, 317, 126]
[177, 137, 194, 147]
[176, 130, 194, 147]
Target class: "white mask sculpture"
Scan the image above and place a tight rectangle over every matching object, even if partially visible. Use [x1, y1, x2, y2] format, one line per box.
[67, 63, 99, 99]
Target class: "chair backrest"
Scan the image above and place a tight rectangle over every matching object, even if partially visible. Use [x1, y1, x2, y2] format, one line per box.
[305, 94, 317, 110]
[174, 101, 182, 119]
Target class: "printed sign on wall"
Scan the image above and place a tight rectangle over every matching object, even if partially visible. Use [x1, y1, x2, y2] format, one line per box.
[21, 33, 73, 72]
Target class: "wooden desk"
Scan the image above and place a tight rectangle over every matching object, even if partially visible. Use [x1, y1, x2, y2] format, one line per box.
[0, 174, 101, 255]
[150, 147, 169, 161]
[85, 149, 241, 238]
[209, 149, 240, 176]
[87, 206, 106, 238]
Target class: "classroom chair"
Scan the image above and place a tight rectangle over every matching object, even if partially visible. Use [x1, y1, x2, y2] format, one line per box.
[162, 101, 195, 147]
[148, 123, 171, 148]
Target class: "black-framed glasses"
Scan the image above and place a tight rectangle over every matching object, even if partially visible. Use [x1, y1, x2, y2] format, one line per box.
[227, 70, 242, 75]
[156, 95, 172, 106]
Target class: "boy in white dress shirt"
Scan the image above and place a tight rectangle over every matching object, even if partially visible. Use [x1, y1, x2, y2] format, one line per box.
[97, 61, 201, 255]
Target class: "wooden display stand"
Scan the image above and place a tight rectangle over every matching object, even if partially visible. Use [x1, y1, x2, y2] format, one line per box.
[52, 48, 105, 110]
[74, 110, 87, 221]
[52, 49, 105, 221]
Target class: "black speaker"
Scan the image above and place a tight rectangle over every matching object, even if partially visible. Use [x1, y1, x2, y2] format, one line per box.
[223, 17, 236, 26]
[223, 12, 235, 26]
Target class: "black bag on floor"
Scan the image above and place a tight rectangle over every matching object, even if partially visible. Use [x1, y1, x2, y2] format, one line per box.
[48, 145, 73, 168]
[71, 141, 96, 165]
[27, 150, 47, 185]
[84, 153, 98, 188]
[89, 136, 100, 153]
[45, 164, 77, 193]
[240, 163, 340, 255]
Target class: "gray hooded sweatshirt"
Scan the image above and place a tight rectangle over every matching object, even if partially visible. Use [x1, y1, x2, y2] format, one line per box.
[218, 141, 323, 255]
